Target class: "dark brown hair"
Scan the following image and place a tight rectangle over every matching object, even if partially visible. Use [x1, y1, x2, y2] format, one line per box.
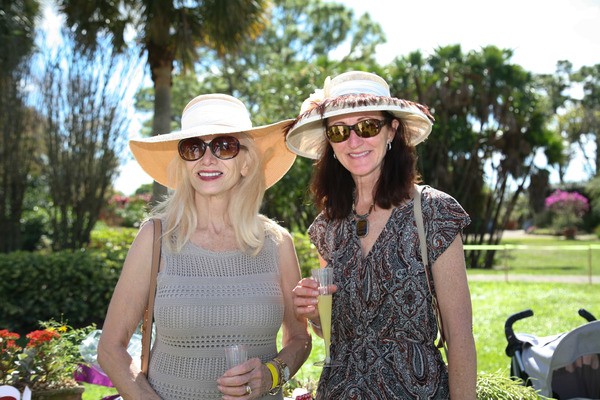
[311, 112, 417, 220]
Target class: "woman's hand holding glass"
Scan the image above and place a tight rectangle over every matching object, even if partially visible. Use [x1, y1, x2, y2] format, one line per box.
[293, 270, 340, 367]
[292, 277, 337, 330]
[217, 356, 272, 399]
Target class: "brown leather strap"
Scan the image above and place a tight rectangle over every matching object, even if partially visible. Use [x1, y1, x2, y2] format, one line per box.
[141, 218, 162, 376]
[414, 185, 447, 354]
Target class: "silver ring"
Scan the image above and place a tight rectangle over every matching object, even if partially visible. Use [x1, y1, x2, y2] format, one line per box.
[245, 385, 252, 395]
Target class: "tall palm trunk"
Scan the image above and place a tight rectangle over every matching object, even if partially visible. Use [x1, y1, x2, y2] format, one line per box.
[149, 57, 173, 204]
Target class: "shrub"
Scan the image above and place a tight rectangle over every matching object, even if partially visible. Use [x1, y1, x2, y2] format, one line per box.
[545, 190, 589, 232]
[292, 232, 320, 278]
[19, 206, 52, 251]
[101, 194, 151, 228]
[89, 225, 138, 254]
[0, 249, 124, 334]
[0, 320, 95, 391]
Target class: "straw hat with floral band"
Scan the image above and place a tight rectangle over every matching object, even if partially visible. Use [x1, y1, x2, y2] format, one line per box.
[129, 93, 296, 189]
[285, 71, 435, 159]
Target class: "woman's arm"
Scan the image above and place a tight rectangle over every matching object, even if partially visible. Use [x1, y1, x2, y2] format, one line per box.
[432, 235, 477, 400]
[97, 222, 163, 400]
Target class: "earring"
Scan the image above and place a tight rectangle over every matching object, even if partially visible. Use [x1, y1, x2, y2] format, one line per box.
[333, 153, 337, 159]
[387, 142, 392, 151]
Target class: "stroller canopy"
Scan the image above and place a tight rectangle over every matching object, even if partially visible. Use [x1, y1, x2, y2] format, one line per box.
[517, 320, 600, 399]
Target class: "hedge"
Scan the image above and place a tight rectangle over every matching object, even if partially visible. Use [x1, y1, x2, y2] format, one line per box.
[0, 227, 133, 335]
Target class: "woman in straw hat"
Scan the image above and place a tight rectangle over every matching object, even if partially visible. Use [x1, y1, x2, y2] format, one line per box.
[98, 94, 311, 399]
[288, 72, 477, 399]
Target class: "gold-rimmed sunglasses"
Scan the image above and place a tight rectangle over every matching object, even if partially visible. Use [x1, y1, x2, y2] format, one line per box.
[325, 119, 387, 143]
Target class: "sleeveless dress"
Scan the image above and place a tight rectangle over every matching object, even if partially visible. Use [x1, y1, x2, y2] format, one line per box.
[147, 232, 284, 400]
[308, 186, 470, 400]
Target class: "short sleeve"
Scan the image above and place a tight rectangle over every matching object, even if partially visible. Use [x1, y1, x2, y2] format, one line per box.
[421, 186, 470, 266]
[307, 211, 334, 262]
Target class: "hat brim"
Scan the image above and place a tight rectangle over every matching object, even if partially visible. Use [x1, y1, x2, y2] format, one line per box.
[286, 100, 433, 159]
[130, 119, 296, 189]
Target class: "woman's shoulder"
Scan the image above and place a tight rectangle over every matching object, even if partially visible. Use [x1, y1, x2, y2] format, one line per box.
[421, 185, 454, 200]
[272, 223, 293, 243]
[263, 218, 292, 245]
[134, 218, 159, 243]
[419, 185, 471, 227]
[307, 210, 348, 259]
[312, 210, 335, 226]
[421, 185, 465, 211]
[308, 210, 336, 236]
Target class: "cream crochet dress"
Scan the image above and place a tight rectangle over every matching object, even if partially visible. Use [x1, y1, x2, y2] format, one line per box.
[147, 234, 284, 400]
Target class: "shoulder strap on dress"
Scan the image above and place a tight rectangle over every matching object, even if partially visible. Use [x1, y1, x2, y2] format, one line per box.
[414, 185, 428, 269]
[141, 218, 162, 376]
[414, 185, 447, 353]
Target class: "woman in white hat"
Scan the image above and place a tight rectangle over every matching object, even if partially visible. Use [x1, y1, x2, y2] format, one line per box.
[289, 72, 477, 399]
[98, 94, 311, 399]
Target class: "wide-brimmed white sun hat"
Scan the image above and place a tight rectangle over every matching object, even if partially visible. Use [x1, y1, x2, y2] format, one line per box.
[129, 94, 296, 189]
[285, 71, 435, 159]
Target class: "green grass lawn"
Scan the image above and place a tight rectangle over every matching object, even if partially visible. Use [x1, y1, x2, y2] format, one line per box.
[466, 236, 600, 276]
[82, 383, 117, 399]
[470, 281, 599, 373]
[82, 281, 599, 399]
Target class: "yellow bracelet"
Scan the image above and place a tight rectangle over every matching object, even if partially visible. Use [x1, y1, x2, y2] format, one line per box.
[265, 361, 279, 389]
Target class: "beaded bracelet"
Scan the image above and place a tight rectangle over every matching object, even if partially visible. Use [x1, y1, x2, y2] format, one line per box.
[308, 319, 321, 329]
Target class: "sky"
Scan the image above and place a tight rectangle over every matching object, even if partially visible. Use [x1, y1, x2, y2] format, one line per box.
[95, 0, 600, 195]
[343, 0, 600, 73]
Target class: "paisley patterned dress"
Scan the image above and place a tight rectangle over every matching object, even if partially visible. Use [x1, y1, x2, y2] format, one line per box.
[308, 186, 470, 399]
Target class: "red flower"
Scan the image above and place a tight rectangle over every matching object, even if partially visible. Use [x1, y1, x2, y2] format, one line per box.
[25, 329, 60, 348]
[4, 340, 21, 351]
[0, 329, 21, 354]
[0, 329, 20, 341]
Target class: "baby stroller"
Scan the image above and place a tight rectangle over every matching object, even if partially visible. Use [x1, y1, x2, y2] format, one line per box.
[504, 308, 600, 399]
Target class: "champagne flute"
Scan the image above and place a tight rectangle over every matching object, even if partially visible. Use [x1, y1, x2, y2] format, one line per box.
[312, 268, 341, 367]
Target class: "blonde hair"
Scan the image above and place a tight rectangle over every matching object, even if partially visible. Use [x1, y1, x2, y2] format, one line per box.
[149, 133, 282, 255]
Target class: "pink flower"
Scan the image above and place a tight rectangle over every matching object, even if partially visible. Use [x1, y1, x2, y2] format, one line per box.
[545, 190, 589, 217]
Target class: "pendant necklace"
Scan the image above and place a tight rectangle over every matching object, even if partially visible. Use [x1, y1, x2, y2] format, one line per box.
[352, 199, 375, 238]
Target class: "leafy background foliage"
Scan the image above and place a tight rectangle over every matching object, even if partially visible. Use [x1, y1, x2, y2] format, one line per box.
[0, 228, 135, 334]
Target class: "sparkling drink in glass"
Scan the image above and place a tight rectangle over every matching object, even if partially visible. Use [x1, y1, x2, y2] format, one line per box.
[312, 268, 341, 367]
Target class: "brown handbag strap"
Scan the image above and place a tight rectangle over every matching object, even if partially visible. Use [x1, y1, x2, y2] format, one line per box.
[414, 185, 447, 354]
[141, 218, 162, 376]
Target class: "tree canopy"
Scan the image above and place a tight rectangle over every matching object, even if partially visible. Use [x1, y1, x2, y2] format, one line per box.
[134, 0, 385, 230]
[2, 0, 599, 263]
[56, 0, 276, 202]
[131, 1, 595, 268]
[38, 33, 138, 249]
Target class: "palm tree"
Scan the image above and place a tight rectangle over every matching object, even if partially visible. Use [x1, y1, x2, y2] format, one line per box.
[0, 0, 41, 252]
[56, 0, 270, 200]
